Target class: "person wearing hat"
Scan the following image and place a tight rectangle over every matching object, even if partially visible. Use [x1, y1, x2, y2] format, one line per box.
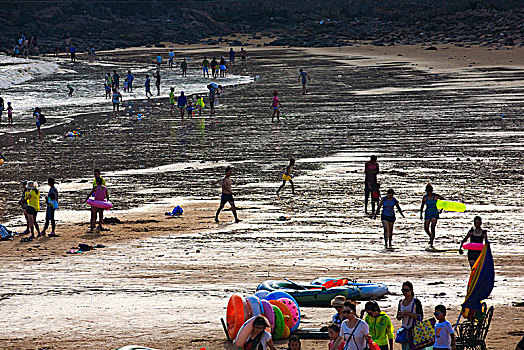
[373, 188, 405, 250]
[331, 295, 347, 326]
[21, 181, 41, 242]
[18, 180, 31, 235]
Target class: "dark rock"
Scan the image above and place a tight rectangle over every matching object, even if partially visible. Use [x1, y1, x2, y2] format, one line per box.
[425, 46, 438, 50]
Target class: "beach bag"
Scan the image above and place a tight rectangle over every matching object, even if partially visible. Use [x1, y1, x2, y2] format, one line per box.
[395, 299, 415, 343]
[0, 225, 13, 241]
[412, 318, 436, 350]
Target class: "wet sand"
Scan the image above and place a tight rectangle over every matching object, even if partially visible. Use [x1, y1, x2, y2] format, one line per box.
[0, 44, 523, 349]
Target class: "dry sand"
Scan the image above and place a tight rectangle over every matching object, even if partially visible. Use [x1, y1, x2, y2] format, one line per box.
[1, 43, 523, 349]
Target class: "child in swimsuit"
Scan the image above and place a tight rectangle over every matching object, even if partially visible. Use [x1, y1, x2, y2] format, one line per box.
[277, 158, 295, 195]
[85, 177, 110, 233]
[371, 183, 381, 214]
[123, 79, 128, 92]
[7, 102, 13, 125]
[271, 91, 281, 123]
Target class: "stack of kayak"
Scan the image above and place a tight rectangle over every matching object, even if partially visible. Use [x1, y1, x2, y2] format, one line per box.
[256, 278, 389, 307]
[225, 291, 301, 346]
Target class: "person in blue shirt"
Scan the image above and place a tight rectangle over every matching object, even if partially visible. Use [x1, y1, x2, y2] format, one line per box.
[70, 44, 76, 62]
[168, 50, 175, 69]
[127, 70, 134, 92]
[177, 91, 187, 118]
[420, 184, 445, 249]
[373, 188, 405, 249]
[145, 74, 152, 98]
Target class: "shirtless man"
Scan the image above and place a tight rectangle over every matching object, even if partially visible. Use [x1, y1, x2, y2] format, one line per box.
[215, 166, 241, 223]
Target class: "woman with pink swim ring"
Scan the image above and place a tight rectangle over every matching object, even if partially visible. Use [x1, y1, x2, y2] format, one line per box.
[459, 216, 488, 268]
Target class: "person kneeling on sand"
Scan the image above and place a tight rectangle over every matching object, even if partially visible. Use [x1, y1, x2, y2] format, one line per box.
[215, 166, 241, 223]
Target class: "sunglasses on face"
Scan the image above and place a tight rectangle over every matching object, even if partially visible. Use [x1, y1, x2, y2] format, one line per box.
[342, 310, 353, 314]
[402, 289, 411, 292]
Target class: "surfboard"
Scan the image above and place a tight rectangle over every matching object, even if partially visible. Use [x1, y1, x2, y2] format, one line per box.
[436, 200, 466, 212]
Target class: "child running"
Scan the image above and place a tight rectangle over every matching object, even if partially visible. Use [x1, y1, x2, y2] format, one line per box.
[41, 177, 59, 237]
[271, 91, 281, 123]
[86, 177, 109, 233]
[433, 305, 456, 350]
[277, 158, 295, 195]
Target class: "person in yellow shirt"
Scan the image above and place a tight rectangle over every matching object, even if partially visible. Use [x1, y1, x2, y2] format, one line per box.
[21, 181, 41, 242]
[363, 301, 394, 350]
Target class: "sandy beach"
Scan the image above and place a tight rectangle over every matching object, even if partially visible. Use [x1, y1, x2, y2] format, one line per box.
[0, 43, 523, 349]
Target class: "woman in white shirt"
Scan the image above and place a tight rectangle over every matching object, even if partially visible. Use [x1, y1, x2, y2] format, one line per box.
[330, 301, 370, 350]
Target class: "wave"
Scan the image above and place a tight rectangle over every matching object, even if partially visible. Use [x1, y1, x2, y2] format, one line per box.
[0, 55, 59, 89]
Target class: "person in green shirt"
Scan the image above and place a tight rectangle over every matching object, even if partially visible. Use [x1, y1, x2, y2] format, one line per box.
[169, 87, 176, 117]
[202, 57, 209, 78]
[363, 301, 394, 350]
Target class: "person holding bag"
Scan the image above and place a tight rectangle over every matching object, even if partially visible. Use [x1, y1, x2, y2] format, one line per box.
[396, 281, 423, 350]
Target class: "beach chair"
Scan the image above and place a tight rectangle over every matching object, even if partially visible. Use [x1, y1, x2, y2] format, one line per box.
[455, 303, 494, 350]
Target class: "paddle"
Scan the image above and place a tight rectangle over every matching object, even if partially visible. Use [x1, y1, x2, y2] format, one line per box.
[284, 278, 307, 290]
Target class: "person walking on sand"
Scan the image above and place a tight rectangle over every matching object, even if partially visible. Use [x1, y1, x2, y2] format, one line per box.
[329, 301, 371, 350]
[396, 281, 423, 350]
[202, 56, 210, 78]
[362, 301, 394, 350]
[145, 74, 152, 98]
[21, 181, 41, 242]
[41, 177, 58, 237]
[215, 166, 241, 223]
[277, 158, 295, 195]
[34, 107, 46, 139]
[0, 97, 4, 125]
[420, 184, 444, 249]
[105, 73, 112, 88]
[433, 304, 456, 350]
[178, 91, 187, 119]
[459, 216, 488, 268]
[169, 87, 176, 117]
[373, 188, 405, 249]
[181, 58, 188, 77]
[86, 177, 109, 233]
[364, 155, 379, 214]
[271, 91, 281, 123]
[154, 70, 161, 95]
[299, 68, 311, 95]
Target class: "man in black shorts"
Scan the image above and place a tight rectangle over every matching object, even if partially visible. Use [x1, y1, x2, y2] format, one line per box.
[215, 166, 241, 223]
